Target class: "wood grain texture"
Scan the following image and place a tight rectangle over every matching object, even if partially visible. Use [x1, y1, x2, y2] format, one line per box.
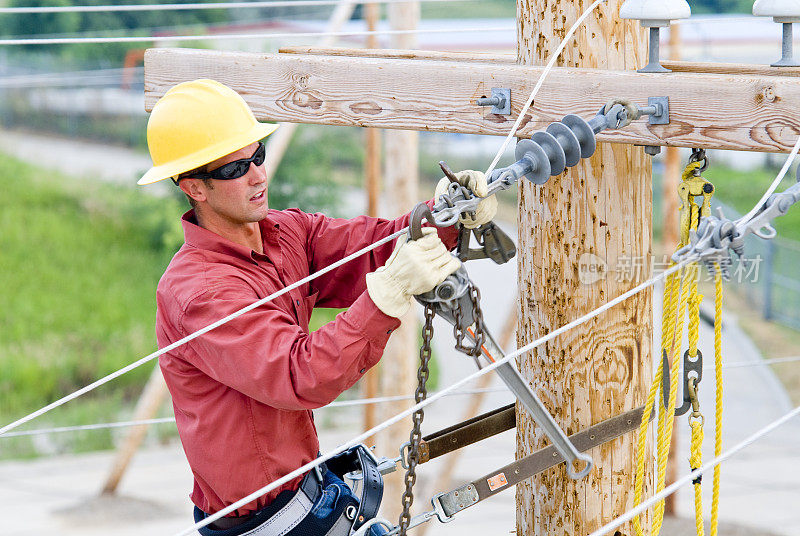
[279, 47, 800, 78]
[662, 59, 800, 77]
[278, 46, 516, 63]
[515, 1, 653, 535]
[145, 47, 800, 153]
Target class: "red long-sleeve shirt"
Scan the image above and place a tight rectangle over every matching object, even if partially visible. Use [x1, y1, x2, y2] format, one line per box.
[156, 206, 456, 516]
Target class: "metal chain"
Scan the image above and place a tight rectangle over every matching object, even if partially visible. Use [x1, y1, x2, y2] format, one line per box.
[453, 284, 486, 357]
[469, 285, 486, 353]
[689, 148, 709, 174]
[398, 304, 435, 536]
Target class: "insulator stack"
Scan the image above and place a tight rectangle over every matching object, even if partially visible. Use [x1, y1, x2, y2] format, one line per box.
[489, 114, 597, 186]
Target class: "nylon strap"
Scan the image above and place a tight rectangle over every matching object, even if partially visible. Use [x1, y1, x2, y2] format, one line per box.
[434, 405, 652, 519]
[419, 403, 515, 463]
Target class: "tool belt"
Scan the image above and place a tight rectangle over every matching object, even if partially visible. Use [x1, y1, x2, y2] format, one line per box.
[195, 445, 383, 536]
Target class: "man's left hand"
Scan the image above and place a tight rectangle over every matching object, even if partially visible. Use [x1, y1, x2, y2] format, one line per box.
[434, 169, 498, 229]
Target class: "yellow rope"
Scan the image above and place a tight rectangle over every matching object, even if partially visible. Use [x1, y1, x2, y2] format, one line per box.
[632, 155, 724, 536]
[632, 265, 693, 536]
[711, 266, 724, 536]
[690, 419, 705, 536]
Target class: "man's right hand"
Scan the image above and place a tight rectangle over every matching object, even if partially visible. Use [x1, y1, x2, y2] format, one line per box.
[366, 227, 461, 318]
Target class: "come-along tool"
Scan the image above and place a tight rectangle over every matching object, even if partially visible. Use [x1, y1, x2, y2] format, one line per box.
[381, 98, 671, 536]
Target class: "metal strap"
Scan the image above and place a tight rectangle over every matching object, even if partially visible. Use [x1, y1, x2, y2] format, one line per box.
[433, 405, 652, 519]
[419, 403, 515, 463]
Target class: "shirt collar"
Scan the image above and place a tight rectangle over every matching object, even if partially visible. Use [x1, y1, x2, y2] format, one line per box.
[181, 209, 279, 263]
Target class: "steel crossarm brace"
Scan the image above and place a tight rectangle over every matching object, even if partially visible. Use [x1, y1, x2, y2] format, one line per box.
[419, 403, 515, 463]
[473, 329, 593, 479]
[382, 404, 652, 535]
[145, 47, 800, 153]
[366, 404, 517, 476]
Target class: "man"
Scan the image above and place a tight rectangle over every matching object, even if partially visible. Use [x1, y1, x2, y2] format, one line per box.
[139, 79, 497, 535]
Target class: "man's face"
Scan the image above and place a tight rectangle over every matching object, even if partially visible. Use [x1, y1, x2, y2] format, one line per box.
[180, 142, 269, 225]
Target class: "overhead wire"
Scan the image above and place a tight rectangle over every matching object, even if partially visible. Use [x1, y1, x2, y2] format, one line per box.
[482, 0, 607, 180]
[1, 0, 797, 530]
[0, 229, 407, 438]
[7, 352, 800, 439]
[8, 351, 800, 439]
[0, 0, 479, 14]
[587, 402, 800, 536]
[0, 387, 512, 438]
[0, 26, 514, 45]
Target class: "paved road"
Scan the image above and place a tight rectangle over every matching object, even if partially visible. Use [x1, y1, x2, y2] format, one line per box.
[0, 131, 797, 535]
[0, 129, 171, 195]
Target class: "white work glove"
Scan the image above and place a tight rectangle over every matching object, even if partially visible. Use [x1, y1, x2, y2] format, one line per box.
[366, 227, 461, 318]
[434, 169, 498, 229]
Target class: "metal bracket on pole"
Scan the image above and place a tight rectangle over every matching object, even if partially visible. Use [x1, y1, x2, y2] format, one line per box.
[475, 88, 511, 115]
[645, 96, 670, 124]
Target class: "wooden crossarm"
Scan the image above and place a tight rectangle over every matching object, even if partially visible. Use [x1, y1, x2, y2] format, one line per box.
[145, 47, 800, 153]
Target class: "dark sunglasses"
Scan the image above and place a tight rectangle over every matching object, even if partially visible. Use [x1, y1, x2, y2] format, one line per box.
[186, 142, 266, 181]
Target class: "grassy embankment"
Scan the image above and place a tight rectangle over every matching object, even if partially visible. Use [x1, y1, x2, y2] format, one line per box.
[0, 153, 184, 458]
[0, 150, 349, 459]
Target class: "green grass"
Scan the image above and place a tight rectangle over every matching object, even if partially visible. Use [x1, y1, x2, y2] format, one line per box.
[420, 0, 516, 19]
[703, 163, 800, 242]
[0, 152, 185, 456]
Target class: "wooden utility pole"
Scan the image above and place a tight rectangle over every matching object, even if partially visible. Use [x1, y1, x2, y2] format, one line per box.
[362, 1, 382, 445]
[377, 0, 420, 519]
[516, 1, 653, 534]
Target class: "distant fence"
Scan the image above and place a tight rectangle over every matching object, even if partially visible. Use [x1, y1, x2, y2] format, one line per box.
[715, 201, 800, 331]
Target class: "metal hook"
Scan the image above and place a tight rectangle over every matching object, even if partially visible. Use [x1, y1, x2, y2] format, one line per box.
[409, 202, 441, 241]
[662, 349, 703, 416]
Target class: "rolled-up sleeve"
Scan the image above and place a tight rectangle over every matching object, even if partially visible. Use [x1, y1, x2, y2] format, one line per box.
[178, 282, 400, 411]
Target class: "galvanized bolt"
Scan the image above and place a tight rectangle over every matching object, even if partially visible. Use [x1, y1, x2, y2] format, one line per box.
[476, 95, 506, 108]
[475, 88, 511, 115]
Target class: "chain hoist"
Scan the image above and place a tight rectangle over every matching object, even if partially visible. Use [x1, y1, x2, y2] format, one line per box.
[387, 99, 673, 536]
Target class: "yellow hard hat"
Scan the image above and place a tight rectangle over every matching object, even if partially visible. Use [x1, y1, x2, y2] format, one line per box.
[138, 79, 278, 185]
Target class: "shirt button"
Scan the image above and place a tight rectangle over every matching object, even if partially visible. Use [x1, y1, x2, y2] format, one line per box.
[296, 299, 300, 305]
[359, 368, 366, 374]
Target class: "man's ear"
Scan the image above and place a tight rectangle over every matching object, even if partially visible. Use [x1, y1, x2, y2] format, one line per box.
[179, 178, 207, 204]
